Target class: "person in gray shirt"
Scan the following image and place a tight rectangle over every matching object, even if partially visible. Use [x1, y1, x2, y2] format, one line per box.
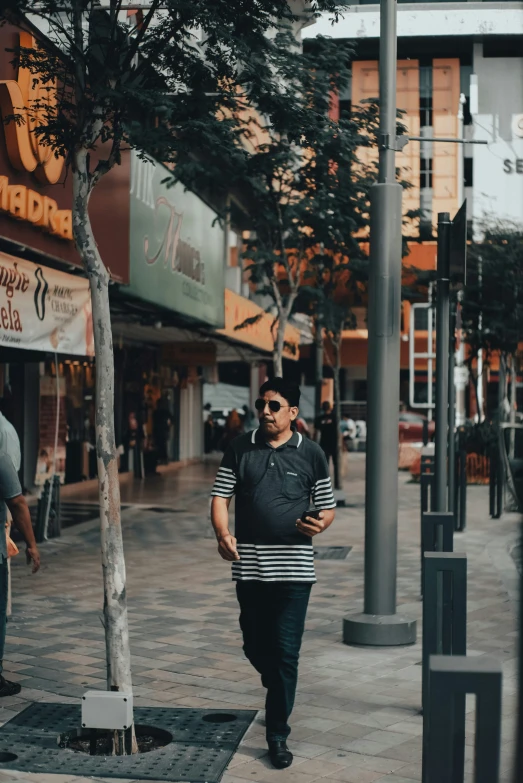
[0, 451, 40, 697]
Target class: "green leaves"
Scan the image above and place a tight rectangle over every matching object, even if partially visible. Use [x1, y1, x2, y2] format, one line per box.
[2, 0, 339, 192]
[462, 221, 523, 363]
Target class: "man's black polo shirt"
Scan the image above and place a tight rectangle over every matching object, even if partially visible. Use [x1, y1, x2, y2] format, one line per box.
[211, 428, 336, 582]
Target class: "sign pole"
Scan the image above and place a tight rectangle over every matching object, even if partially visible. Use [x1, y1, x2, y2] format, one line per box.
[448, 304, 456, 515]
[343, 0, 416, 647]
[435, 212, 451, 512]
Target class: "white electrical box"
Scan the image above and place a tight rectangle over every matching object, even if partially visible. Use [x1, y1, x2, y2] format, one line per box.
[81, 691, 133, 730]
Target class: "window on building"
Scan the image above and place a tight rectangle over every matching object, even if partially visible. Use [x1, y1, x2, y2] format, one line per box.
[419, 65, 433, 127]
[464, 158, 473, 188]
[420, 158, 433, 189]
[339, 99, 352, 119]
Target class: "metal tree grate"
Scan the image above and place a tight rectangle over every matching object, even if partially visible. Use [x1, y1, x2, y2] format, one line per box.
[313, 546, 352, 560]
[0, 703, 256, 781]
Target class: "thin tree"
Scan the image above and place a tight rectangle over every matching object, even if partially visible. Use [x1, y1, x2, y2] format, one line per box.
[236, 37, 374, 378]
[1, 0, 338, 751]
[462, 222, 523, 420]
[461, 221, 523, 510]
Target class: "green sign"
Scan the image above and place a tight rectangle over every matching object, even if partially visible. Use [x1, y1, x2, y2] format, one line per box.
[127, 152, 225, 327]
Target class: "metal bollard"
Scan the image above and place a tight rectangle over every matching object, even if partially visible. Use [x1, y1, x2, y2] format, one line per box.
[420, 512, 454, 595]
[422, 552, 467, 783]
[489, 445, 503, 519]
[421, 471, 435, 516]
[425, 655, 502, 783]
[455, 449, 467, 532]
[422, 553, 467, 711]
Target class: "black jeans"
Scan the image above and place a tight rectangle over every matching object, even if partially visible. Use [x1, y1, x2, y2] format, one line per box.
[236, 581, 312, 743]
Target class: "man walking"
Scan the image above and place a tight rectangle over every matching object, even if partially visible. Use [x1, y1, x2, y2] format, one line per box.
[314, 400, 338, 478]
[211, 378, 336, 769]
[0, 450, 40, 697]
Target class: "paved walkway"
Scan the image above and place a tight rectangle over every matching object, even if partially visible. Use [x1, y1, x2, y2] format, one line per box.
[0, 454, 520, 783]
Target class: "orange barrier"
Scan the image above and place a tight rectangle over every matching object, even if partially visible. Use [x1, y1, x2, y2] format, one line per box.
[410, 452, 490, 484]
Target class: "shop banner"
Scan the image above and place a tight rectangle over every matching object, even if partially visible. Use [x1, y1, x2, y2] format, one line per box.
[128, 151, 225, 328]
[0, 251, 94, 356]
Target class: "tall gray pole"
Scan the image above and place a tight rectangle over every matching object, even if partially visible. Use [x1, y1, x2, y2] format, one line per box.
[343, 0, 416, 647]
[435, 213, 451, 512]
[448, 306, 456, 514]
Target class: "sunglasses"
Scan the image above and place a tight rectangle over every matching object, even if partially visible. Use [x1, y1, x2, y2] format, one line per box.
[255, 399, 292, 413]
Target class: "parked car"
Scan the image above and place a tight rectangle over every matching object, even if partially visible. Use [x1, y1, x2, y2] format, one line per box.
[399, 412, 435, 443]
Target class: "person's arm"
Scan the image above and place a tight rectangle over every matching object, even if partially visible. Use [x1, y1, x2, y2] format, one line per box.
[296, 507, 335, 537]
[210, 447, 240, 561]
[211, 496, 239, 561]
[6, 495, 40, 572]
[296, 448, 336, 538]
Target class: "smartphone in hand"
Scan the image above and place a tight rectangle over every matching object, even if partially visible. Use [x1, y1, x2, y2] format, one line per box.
[300, 509, 322, 524]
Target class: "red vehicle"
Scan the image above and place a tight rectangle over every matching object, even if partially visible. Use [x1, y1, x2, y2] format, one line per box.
[399, 412, 435, 443]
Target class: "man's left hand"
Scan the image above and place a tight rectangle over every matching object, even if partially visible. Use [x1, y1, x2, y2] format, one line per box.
[26, 546, 40, 573]
[296, 512, 326, 538]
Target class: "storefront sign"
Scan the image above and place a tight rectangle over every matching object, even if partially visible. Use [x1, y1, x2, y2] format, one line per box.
[0, 32, 72, 239]
[0, 250, 94, 356]
[0, 174, 72, 239]
[503, 159, 523, 174]
[128, 151, 225, 327]
[0, 23, 131, 283]
[161, 342, 217, 366]
[0, 32, 65, 185]
[217, 288, 300, 360]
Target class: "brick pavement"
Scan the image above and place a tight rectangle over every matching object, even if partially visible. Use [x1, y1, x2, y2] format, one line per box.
[0, 455, 520, 783]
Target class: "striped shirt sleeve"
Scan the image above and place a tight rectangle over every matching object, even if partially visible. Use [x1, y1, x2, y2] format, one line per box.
[211, 448, 237, 498]
[312, 448, 336, 509]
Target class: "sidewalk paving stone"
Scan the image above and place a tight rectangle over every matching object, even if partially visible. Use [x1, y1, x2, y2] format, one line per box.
[0, 456, 519, 782]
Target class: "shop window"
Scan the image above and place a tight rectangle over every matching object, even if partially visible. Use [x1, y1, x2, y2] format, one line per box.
[464, 157, 473, 188]
[339, 99, 352, 119]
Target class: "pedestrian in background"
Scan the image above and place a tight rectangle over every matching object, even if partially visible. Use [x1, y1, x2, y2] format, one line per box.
[153, 396, 171, 464]
[210, 378, 336, 769]
[241, 404, 256, 432]
[224, 408, 243, 447]
[0, 411, 21, 622]
[314, 400, 338, 476]
[0, 448, 40, 697]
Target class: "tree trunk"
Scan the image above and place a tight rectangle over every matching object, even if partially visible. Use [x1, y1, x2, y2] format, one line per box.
[314, 318, 323, 419]
[498, 353, 508, 423]
[73, 149, 135, 754]
[273, 317, 285, 377]
[273, 297, 296, 379]
[332, 331, 342, 491]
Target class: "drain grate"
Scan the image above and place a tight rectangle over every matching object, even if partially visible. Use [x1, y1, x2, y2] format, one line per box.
[146, 507, 186, 514]
[313, 546, 352, 560]
[0, 703, 255, 781]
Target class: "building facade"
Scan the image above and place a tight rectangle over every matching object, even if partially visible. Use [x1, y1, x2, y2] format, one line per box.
[0, 21, 301, 490]
[304, 0, 523, 418]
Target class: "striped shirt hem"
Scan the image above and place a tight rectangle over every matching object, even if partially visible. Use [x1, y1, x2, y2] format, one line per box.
[232, 544, 316, 583]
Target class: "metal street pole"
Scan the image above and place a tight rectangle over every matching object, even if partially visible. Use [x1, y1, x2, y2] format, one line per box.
[448, 305, 456, 515]
[455, 93, 467, 427]
[343, 0, 416, 647]
[435, 213, 451, 512]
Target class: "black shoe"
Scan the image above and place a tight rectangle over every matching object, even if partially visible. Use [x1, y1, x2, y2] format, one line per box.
[268, 740, 293, 769]
[0, 677, 21, 697]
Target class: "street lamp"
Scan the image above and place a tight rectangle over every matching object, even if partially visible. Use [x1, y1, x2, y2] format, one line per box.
[343, 0, 416, 647]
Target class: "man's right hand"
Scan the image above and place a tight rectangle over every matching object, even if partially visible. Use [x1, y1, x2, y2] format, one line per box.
[26, 545, 41, 573]
[217, 534, 240, 562]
